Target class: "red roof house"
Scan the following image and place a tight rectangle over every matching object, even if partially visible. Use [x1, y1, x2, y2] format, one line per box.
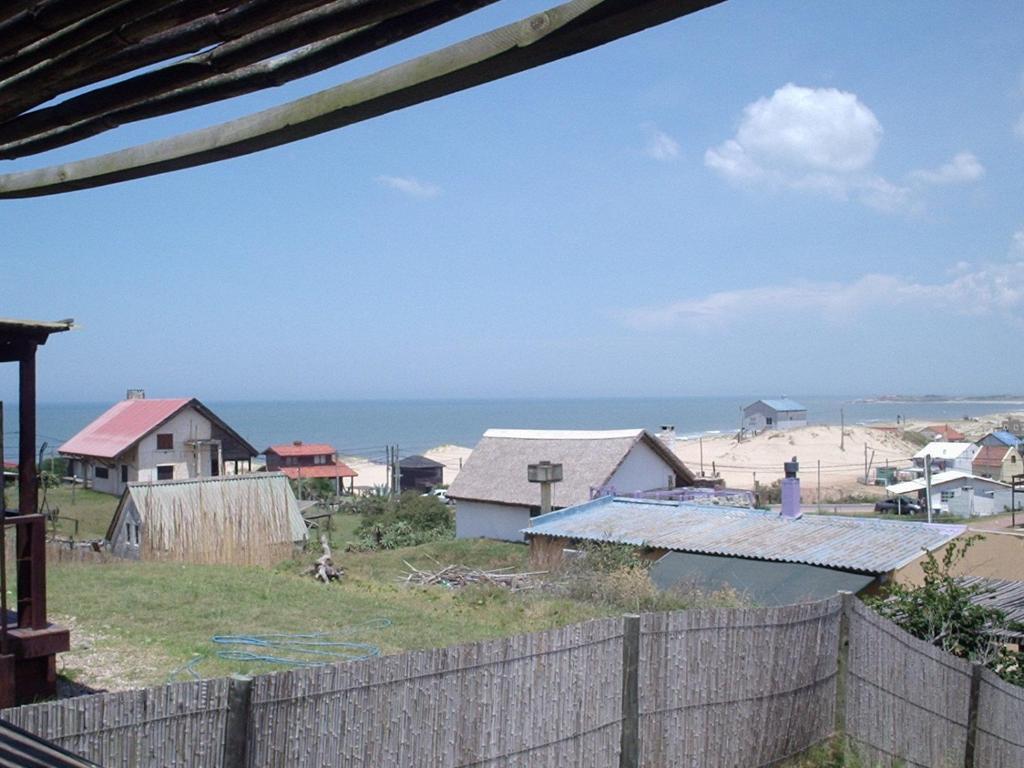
[264, 441, 358, 494]
[59, 395, 257, 495]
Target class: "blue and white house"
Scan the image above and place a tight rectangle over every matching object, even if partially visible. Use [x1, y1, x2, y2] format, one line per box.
[742, 399, 807, 432]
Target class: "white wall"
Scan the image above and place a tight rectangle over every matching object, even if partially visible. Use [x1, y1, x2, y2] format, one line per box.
[135, 406, 213, 483]
[608, 440, 677, 493]
[455, 500, 531, 542]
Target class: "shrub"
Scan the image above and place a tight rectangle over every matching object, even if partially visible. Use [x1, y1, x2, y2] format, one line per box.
[866, 536, 1024, 686]
[353, 492, 454, 550]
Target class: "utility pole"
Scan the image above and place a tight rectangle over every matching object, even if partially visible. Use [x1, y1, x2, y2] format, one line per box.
[924, 453, 933, 524]
[840, 408, 845, 451]
[699, 437, 704, 477]
[392, 445, 401, 496]
[864, 444, 868, 485]
[817, 459, 821, 514]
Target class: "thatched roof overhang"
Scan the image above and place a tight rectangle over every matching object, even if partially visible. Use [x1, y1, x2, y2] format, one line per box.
[0, 0, 723, 197]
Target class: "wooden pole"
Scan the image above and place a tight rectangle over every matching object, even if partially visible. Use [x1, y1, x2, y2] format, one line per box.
[18, 345, 37, 516]
[619, 614, 640, 768]
[699, 437, 704, 476]
[817, 459, 821, 514]
[924, 454, 933, 523]
[222, 674, 253, 768]
[963, 664, 983, 768]
[840, 408, 845, 451]
[1, 400, 8, 655]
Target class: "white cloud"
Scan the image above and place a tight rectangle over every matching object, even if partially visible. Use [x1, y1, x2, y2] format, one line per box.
[1013, 228, 1024, 255]
[643, 125, 681, 161]
[375, 175, 441, 198]
[623, 256, 1024, 331]
[909, 152, 985, 185]
[705, 84, 882, 185]
[706, 84, 982, 214]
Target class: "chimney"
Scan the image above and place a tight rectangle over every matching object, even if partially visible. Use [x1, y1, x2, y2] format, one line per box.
[658, 424, 676, 452]
[126, 389, 145, 400]
[293, 440, 303, 446]
[780, 456, 801, 519]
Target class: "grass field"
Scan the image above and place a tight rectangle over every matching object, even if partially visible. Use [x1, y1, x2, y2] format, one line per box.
[5, 484, 119, 539]
[43, 537, 615, 690]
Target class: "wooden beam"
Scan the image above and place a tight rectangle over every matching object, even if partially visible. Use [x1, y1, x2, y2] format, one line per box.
[0, 0, 724, 198]
[0, 0, 493, 157]
[0, 0, 236, 83]
[0, 0, 352, 122]
[17, 344, 36, 517]
[0, 0, 129, 59]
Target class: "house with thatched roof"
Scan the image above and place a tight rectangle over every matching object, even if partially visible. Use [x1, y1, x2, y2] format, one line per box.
[105, 473, 307, 565]
[448, 429, 695, 542]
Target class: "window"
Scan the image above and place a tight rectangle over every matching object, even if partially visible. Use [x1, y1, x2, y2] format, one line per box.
[156, 433, 173, 450]
[95, 466, 109, 479]
[940, 491, 955, 502]
[126, 522, 140, 546]
[157, 465, 174, 481]
[121, 464, 128, 483]
[314, 454, 326, 465]
[767, 417, 774, 425]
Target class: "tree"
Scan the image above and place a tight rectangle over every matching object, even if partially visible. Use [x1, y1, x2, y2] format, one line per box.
[865, 536, 1024, 686]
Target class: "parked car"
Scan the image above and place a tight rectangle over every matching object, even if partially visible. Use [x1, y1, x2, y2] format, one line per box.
[874, 496, 923, 514]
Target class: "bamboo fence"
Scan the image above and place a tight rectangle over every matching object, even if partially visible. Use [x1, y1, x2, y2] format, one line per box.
[975, 666, 1024, 768]
[638, 597, 841, 767]
[844, 598, 973, 768]
[246, 618, 624, 768]
[2, 597, 1022, 767]
[1, 678, 229, 767]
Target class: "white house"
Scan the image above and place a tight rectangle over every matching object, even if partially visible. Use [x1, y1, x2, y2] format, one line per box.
[886, 470, 1017, 516]
[448, 428, 695, 542]
[742, 399, 807, 432]
[59, 395, 257, 496]
[912, 442, 980, 474]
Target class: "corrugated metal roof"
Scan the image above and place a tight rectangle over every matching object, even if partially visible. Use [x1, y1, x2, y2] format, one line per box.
[987, 430, 1022, 447]
[0, 717, 98, 767]
[922, 424, 966, 441]
[958, 576, 1024, 638]
[400, 454, 446, 469]
[749, 399, 806, 412]
[279, 463, 357, 480]
[58, 398, 191, 459]
[912, 441, 977, 461]
[265, 442, 336, 457]
[524, 496, 965, 574]
[886, 470, 1010, 495]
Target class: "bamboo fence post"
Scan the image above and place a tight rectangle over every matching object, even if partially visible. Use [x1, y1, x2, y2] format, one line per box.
[963, 663, 983, 768]
[619, 614, 640, 768]
[223, 674, 253, 768]
[834, 592, 853, 742]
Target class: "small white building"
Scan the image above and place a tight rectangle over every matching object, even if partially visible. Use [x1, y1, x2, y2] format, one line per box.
[742, 399, 807, 432]
[912, 442, 980, 474]
[448, 428, 695, 542]
[886, 471, 1017, 516]
[59, 395, 257, 495]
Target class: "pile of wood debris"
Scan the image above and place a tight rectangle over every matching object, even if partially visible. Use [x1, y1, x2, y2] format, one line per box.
[401, 560, 546, 591]
[304, 536, 343, 583]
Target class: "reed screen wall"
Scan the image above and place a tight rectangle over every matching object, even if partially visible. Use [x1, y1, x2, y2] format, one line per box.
[3, 596, 1021, 767]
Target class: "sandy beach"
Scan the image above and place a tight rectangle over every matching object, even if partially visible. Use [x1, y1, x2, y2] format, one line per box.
[341, 411, 1022, 500]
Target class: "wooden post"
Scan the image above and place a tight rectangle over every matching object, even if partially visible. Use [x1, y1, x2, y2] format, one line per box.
[222, 674, 253, 768]
[1, 400, 8, 657]
[18, 345, 36, 516]
[964, 663, 983, 768]
[619, 614, 640, 768]
[834, 592, 853, 742]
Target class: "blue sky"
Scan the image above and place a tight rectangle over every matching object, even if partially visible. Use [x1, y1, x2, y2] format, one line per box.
[2, 0, 1023, 401]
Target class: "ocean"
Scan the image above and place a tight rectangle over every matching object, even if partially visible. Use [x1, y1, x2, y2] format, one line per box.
[4, 396, 1020, 464]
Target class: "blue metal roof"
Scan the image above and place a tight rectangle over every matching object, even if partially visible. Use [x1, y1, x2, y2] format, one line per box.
[524, 496, 965, 575]
[755, 398, 806, 412]
[989, 430, 1021, 447]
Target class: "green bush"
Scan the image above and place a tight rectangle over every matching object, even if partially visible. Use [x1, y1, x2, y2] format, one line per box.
[353, 492, 454, 550]
[866, 536, 1024, 686]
